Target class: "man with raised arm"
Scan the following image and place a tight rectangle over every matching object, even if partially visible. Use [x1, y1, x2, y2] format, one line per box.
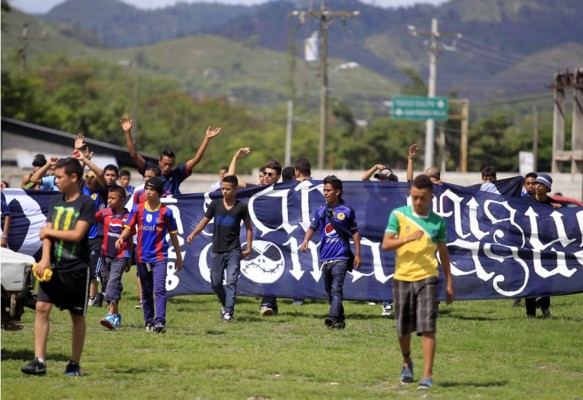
[121, 114, 221, 195]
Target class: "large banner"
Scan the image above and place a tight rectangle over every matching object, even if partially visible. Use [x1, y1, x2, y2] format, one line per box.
[2, 178, 583, 301]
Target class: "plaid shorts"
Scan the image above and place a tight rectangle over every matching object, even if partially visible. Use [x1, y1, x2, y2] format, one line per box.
[393, 276, 439, 337]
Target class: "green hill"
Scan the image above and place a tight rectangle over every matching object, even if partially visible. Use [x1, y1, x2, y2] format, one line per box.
[2, 8, 399, 112]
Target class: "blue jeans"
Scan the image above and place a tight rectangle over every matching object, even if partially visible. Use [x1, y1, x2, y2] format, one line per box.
[210, 249, 241, 314]
[322, 259, 348, 322]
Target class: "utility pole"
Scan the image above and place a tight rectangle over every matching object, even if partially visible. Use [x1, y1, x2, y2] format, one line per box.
[290, 1, 359, 170]
[16, 23, 46, 73]
[408, 19, 461, 170]
[285, 100, 294, 166]
[532, 105, 538, 172]
[448, 99, 469, 172]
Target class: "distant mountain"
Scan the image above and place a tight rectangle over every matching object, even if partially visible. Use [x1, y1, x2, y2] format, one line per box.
[41, 0, 256, 47]
[25, 0, 583, 103]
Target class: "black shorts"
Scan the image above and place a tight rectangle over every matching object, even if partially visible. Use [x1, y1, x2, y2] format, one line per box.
[393, 276, 439, 337]
[37, 267, 90, 316]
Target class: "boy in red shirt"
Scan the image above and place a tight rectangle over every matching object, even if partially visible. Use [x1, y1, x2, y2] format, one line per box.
[95, 185, 132, 330]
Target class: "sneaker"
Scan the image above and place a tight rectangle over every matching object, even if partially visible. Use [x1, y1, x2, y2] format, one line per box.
[400, 362, 414, 384]
[222, 313, 233, 322]
[21, 358, 46, 376]
[221, 307, 226, 317]
[542, 308, 551, 319]
[154, 322, 166, 334]
[135, 303, 142, 310]
[259, 307, 275, 317]
[89, 292, 103, 308]
[381, 304, 393, 317]
[112, 314, 121, 328]
[100, 313, 116, 330]
[291, 299, 304, 306]
[324, 317, 335, 327]
[418, 377, 433, 390]
[64, 360, 81, 376]
[331, 320, 346, 329]
[145, 323, 155, 333]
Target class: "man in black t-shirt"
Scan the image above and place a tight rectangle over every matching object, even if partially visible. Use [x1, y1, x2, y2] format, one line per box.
[187, 175, 253, 322]
[21, 157, 95, 377]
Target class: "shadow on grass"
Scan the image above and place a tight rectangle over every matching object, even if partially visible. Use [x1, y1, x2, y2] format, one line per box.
[445, 315, 503, 321]
[439, 380, 507, 388]
[0, 347, 70, 362]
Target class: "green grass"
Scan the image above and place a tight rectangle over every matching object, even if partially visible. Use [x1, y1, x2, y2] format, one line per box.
[2, 273, 583, 399]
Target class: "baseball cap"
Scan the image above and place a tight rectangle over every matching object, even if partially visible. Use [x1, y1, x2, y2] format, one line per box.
[374, 168, 398, 182]
[535, 173, 552, 191]
[144, 176, 164, 195]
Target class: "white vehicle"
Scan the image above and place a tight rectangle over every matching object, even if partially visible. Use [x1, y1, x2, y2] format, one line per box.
[1, 247, 36, 325]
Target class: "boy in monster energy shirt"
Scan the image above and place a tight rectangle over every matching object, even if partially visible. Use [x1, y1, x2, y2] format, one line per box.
[21, 157, 95, 377]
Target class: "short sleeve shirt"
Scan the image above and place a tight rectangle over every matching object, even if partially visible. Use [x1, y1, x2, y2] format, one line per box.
[385, 205, 447, 282]
[309, 203, 358, 262]
[125, 202, 178, 263]
[139, 160, 191, 195]
[47, 193, 95, 272]
[82, 184, 107, 239]
[205, 199, 250, 253]
[96, 208, 131, 258]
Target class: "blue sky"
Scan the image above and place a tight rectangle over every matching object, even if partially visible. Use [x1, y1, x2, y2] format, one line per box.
[12, 0, 448, 14]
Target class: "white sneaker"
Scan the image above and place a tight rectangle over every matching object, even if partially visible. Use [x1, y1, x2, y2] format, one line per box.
[381, 304, 393, 317]
[222, 313, 233, 322]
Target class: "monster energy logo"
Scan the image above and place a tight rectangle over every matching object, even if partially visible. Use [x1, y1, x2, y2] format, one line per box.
[52, 205, 80, 262]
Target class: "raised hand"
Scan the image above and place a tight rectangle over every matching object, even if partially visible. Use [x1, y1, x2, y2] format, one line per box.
[74, 134, 86, 150]
[120, 114, 133, 133]
[83, 147, 94, 160]
[73, 149, 85, 161]
[235, 147, 251, 159]
[205, 126, 221, 139]
[408, 143, 419, 158]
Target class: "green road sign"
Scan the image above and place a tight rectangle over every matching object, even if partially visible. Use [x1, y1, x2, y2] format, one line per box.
[391, 96, 449, 121]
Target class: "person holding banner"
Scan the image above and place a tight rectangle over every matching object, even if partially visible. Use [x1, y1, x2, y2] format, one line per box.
[524, 173, 560, 319]
[186, 175, 253, 322]
[382, 174, 454, 390]
[300, 175, 361, 329]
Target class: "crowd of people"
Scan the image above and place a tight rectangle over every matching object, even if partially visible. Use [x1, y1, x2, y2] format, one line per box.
[0, 114, 565, 388]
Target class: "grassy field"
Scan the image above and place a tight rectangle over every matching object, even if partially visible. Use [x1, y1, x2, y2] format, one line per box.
[2, 273, 583, 400]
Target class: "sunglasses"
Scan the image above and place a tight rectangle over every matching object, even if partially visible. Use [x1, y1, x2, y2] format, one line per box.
[84, 175, 96, 180]
[265, 172, 276, 177]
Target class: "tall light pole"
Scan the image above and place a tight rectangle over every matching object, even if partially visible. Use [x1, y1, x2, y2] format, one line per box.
[409, 19, 461, 170]
[290, 1, 359, 170]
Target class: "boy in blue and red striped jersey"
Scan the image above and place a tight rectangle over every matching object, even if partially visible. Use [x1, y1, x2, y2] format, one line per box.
[95, 185, 132, 330]
[116, 176, 183, 333]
